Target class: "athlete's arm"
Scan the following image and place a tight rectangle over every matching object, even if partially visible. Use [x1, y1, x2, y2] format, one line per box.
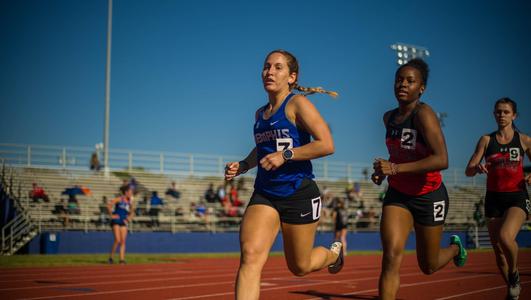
[107, 198, 119, 219]
[225, 148, 258, 181]
[465, 135, 490, 177]
[371, 111, 393, 185]
[127, 200, 135, 222]
[259, 94, 334, 171]
[521, 133, 531, 185]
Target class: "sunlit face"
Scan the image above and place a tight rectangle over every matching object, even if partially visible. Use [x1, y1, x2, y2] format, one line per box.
[493, 103, 516, 127]
[394, 66, 425, 104]
[262, 53, 297, 94]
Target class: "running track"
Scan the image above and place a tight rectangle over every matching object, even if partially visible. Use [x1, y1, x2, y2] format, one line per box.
[0, 251, 529, 299]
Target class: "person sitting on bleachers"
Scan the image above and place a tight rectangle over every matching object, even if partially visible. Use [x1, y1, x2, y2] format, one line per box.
[165, 181, 181, 200]
[149, 191, 164, 227]
[53, 198, 69, 227]
[67, 195, 80, 215]
[229, 183, 244, 207]
[29, 183, 50, 203]
[204, 183, 217, 203]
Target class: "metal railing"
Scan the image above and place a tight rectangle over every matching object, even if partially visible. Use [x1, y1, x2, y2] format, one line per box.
[0, 143, 485, 185]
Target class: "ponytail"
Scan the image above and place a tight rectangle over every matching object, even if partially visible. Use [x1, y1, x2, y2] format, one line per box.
[292, 83, 338, 98]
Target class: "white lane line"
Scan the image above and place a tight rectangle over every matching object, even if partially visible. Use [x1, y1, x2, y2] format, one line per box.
[435, 280, 531, 300]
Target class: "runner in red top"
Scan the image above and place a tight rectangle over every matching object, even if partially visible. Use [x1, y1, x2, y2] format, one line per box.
[372, 58, 466, 300]
[465, 97, 531, 300]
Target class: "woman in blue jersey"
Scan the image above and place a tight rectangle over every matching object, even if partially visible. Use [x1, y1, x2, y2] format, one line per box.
[107, 185, 134, 264]
[225, 49, 343, 300]
[465, 98, 530, 300]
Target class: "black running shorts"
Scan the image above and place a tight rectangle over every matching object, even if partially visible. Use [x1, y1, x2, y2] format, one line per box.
[484, 189, 530, 218]
[383, 183, 449, 226]
[248, 178, 322, 224]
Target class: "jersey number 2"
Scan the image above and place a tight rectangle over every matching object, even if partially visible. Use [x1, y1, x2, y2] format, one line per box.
[433, 201, 445, 222]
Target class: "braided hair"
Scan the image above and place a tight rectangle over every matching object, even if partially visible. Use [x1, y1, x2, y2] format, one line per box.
[266, 49, 338, 98]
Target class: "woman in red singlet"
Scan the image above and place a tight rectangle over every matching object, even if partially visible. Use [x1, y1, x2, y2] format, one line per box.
[465, 97, 530, 300]
[372, 58, 467, 300]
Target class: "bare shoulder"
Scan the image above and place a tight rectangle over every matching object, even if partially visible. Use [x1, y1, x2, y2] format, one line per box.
[478, 134, 491, 147]
[286, 94, 317, 115]
[519, 132, 531, 149]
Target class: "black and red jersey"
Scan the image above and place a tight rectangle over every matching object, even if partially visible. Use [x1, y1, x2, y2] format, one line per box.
[385, 105, 442, 196]
[485, 131, 525, 192]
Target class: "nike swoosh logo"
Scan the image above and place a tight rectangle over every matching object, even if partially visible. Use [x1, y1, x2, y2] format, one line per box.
[300, 212, 312, 217]
[270, 120, 279, 126]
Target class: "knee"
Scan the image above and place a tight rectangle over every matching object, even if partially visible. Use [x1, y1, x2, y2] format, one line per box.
[240, 244, 268, 268]
[382, 248, 403, 269]
[498, 233, 515, 248]
[287, 262, 312, 277]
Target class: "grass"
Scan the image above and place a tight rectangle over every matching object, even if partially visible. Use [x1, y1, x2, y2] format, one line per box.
[0, 248, 518, 268]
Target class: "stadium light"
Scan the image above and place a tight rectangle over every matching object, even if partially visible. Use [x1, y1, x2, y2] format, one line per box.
[103, 0, 113, 177]
[390, 42, 430, 66]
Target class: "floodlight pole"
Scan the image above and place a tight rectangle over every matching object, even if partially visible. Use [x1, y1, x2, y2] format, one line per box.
[103, 0, 113, 178]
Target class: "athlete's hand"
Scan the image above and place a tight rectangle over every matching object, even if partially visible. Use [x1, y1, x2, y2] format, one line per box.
[526, 173, 531, 185]
[111, 214, 119, 219]
[476, 163, 489, 174]
[371, 173, 386, 185]
[260, 151, 285, 171]
[373, 158, 396, 176]
[225, 161, 240, 181]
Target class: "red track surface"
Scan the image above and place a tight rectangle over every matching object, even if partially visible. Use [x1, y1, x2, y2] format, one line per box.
[0, 251, 529, 299]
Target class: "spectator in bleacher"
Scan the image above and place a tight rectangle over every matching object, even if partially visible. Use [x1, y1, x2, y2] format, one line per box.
[149, 191, 164, 227]
[332, 197, 348, 256]
[98, 196, 109, 226]
[196, 201, 207, 218]
[29, 183, 50, 203]
[372, 58, 466, 299]
[465, 97, 530, 299]
[165, 181, 181, 200]
[108, 185, 134, 264]
[204, 183, 217, 203]
[353, 181, 364, 201]
[216, 184, 226, 204]
[53, 198, 69, 227]
[129, 177, 138, 194]
[229, 182, 243, 207]
[175, 206, 184, 217]
[135, 195, 148, 216]
[90, 152, 101, 171]
[67, 195, 80, 215]
[224, 50, 342, 299]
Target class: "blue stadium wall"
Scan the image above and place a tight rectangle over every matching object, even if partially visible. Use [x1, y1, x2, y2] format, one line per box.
[26, 230, 531, 254]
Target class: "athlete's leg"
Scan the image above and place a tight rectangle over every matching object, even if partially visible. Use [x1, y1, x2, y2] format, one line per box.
[110, 224, 121, 260]
[379, 205, 413, 300]
[340, 228, 348, 255]
[488, 217, 509, 283]
[281, 221, 339, 276]
[414, 223, 458, 274]
[499, 207, 526, 275]
[236, 205, 280, 300]
[119, 226, 128, 262]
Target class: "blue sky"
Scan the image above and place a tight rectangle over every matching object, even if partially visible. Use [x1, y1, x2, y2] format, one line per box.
[1, 0, 530, 168]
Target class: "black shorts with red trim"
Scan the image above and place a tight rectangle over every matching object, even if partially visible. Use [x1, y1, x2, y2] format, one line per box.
[383, 183, 449, 226]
